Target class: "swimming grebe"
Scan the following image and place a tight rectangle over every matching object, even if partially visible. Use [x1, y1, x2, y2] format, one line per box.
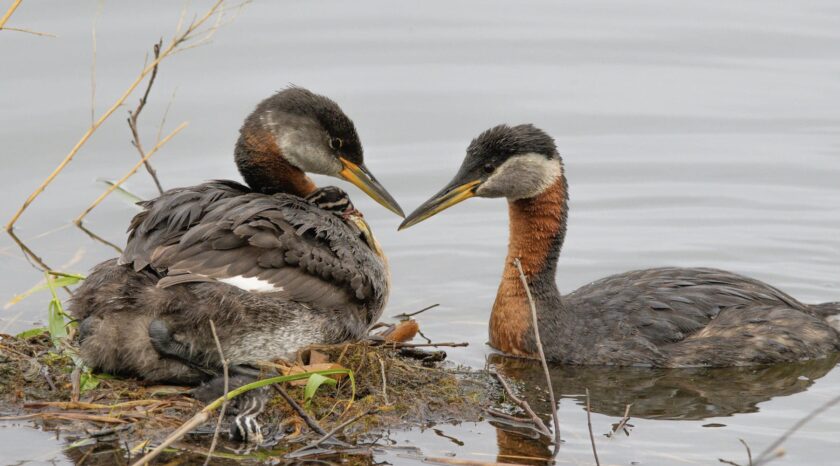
[400, 124, 840, 366]
[70, 87, 403, 383]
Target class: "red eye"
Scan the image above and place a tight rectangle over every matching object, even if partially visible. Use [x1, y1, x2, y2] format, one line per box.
[483, 163, 495, 174]
[329, 137, 343, 150]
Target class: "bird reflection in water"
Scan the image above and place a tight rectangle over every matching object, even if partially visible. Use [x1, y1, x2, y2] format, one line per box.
[488, 353, 839, 464]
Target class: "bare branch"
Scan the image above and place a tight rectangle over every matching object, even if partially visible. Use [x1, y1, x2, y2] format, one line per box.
[491, 371, 550, 437]
[273, 385, 328, 436]
[513, 257, 561, 459]
[1, 26, 55, 37]
[752, 393, 840, 465]
[381, 341, 468, 349]
[586, 388, 600, 466]
[128, 39, 165, 194]
[5, 0, 226, 231]
[75, 122, 187, 224]
[286, 408, 378, 458]
[392, 303, 440, 320]
[75, 222, 124, 254]
[204, 320, 228, 466]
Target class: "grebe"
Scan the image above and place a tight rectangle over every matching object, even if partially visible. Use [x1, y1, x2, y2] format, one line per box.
[400, 124, 840, 366]
[70, 87, 402, 384]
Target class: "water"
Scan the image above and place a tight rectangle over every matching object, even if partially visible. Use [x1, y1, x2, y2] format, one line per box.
[2, 0, 840, 464]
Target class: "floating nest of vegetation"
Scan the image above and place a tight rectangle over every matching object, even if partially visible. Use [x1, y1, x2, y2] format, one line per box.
[0, 328, 501, 464]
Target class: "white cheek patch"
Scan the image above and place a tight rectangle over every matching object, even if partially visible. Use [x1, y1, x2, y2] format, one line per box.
[476, 153, 562, 200]
[220, 276, 283, 293]
[264, 111, 342, 177]
[277, 131, 343, 176]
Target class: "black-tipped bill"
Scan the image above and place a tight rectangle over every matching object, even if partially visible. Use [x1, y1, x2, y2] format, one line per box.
[339, 158, 404, 217]
[398, 179, 481, 230]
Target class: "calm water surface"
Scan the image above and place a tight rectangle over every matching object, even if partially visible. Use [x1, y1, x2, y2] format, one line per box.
[2, 1, 840, 464]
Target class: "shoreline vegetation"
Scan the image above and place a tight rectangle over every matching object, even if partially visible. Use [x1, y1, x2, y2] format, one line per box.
[2, 1, 840, 465]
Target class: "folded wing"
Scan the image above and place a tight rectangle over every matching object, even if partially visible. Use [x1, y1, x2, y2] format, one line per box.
[119, 180, 387, 312]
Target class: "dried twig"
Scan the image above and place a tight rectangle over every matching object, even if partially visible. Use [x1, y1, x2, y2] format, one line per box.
[128, 40, 165, 194]
[1, 26, 54, 37]
[383, 341, 468, 349]
[378, 356, 390, 405]
[392, 303, 440, 320]
[608, 403, 632, 438]
[0, 0, 22, 29]
[74, 122, 187, 224]
[204, 320, 228, 466]
[751, 393, 840, 465]
[585, 388, 600, 466]
[6, 229, 54, 273]
[740, 439, 753, 466]
[6, 0, 226, 232]
[75, 222, 123, 254]
[273, 385, 327, 436]
[513, 257, 561, 459]
[286, 408, 378, 458]
[491, 372, 550, 437]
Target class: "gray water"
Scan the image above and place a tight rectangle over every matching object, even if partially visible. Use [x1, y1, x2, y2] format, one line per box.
[2, 1, 840, 464]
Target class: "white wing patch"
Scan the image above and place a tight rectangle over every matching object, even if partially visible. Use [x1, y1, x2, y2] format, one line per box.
[220, 276, 284, 292]
[826, 314, 840, 332]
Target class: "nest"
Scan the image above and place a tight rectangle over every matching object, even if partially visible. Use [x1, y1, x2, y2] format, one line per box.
[0, 331, 500, 463]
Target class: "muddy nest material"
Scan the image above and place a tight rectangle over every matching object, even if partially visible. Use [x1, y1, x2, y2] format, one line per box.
[302, 343, 496, 433]
[0, 331, 499, 462]
[0, 332, 202, 442]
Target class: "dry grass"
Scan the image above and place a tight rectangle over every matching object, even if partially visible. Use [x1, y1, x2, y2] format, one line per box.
[0, 0, 23, 30]
[74, 122, 188, 224]
[5, 0, 228, 232]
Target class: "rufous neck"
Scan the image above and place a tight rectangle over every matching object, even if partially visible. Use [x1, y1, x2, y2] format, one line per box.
[489, 173, 568, 356]
[234, 129, 316, 197]
[503, 174, 568, 281]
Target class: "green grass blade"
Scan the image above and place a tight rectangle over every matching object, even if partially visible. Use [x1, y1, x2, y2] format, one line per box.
[304, 373, 338, 407]
[44, 272, 70, 345]
[97, 178, 144, 205]
[5, 273, 84, 308]
[15, 327, 49, 339]
[205, 369, 355, 411]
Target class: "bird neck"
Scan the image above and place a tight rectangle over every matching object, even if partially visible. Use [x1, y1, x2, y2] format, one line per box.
[489, 172, 568, 357]
[234, 128, 317, 197]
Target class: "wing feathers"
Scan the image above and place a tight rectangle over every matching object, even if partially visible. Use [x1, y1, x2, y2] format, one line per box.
[119, 182, 386, 312]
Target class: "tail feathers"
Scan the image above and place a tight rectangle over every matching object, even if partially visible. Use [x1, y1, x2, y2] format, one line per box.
[811, 302, 840, 332]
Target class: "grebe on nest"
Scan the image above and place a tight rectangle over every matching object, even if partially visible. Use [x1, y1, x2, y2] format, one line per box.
[400, 124, 840, 367]
[70, 87, 403, 384]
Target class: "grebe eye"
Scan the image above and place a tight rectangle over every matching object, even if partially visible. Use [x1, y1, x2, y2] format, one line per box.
[483, 163, 495, 174]
[329, 137, 343, 150]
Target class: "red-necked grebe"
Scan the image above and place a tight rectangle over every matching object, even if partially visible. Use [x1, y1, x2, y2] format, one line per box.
[400, 124, 840, 367]
[70, 87, 402, 384]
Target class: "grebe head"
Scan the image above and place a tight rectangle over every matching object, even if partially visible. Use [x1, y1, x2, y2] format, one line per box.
[236, 86, 403, 216]
[399, 124, 561, 229]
